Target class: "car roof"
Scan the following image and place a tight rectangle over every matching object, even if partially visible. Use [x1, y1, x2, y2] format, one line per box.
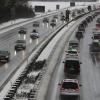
[33, 21, 40, 23]
[0, 50, 10, 54]
[69, 40, 79, 44]
[65, 56, 79, 60]
[67, 49, 77, 52]
[15, 40, 26, 43]
[19, 27, 27, 30]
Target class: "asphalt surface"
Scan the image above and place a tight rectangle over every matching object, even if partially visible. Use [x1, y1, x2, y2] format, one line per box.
[0, 14, 64, 88]
[45, 14, 100, 100]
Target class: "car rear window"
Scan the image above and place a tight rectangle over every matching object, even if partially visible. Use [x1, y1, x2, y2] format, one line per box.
[62, 82, 78, 89]
[93, 35, 100, 39]
[68, 51, 77, 54]
[65, 60, 79, 67]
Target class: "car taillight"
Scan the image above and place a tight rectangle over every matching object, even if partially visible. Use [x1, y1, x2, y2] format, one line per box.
[61, 87, 65, 91]
[75, 88, 79, 91]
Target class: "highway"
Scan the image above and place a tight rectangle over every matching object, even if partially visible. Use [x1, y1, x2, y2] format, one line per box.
[0, 4, 99, 100]
[0, 13, 64, 89]
[44, 11, 100, 100]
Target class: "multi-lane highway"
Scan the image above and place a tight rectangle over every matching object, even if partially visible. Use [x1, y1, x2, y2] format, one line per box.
[44, 11, 100, 100]
[0, 13, 65, 89]
[0, 4, 100, 100]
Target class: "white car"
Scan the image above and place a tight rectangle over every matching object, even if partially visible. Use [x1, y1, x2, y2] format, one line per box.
[30, 29, 39, 39]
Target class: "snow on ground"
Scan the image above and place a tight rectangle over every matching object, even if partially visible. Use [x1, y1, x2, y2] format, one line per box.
[28, 1, 99, 12]
[37, 21, 75, 61]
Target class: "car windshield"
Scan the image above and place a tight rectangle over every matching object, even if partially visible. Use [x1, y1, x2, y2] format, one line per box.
[62, 82, 78, 89]
[16, 40, 25, 44]
[65, 60, 79, 66]
[68, 51, 77, 54]
[69, 43, 78, 47]
[0, 51, 9, 54]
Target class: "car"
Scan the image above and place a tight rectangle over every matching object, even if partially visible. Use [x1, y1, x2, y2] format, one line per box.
[92, 32, 100, 44]
[50, 19, 56, 27]
[68, 40, 79, 51]
[78, 27, 85, 33]
[82, 20, 88, 27]
[43, 17, 49, 23]
[63, 56, 81, 76]
[89, 41, 100, 53]
[86, 16, 92, 23]
[0, 50, 10, 62]
[53, 15, 58, 19]
[18, 27, 27, 34]
[33, 21, 40, 27]
[30, 29, 39, 39]
[75, 31, 84, 40]
[66, 49, 79, 57]
[60, 15, 66, 21]
[59, 79, 80, 99]
[96, 18, 100, 23]
[92, 28, 100, 33]
[96, 23, 100, 28]
[14, 40, 26, 51]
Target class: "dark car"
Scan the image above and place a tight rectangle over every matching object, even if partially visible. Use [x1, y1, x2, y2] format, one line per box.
[33, 21, 40, 27]
[96, 18, 100, 23]
[82, 20, 88, 27]
[60, 15, 66, 21]
[0, 50, 10, 62]
[89, 42, 100, 53]
[30, 29, 39, 39]
[43, 17, 49, 23]
[18, 27, 27, 34]
[15, 40, 26, 51]
[63, 56, 81, 76]
[75, 31, 84, 40]
[53, 15, 58, 19]
[78, 27, 85, 33]
[50, 19, 56, 27]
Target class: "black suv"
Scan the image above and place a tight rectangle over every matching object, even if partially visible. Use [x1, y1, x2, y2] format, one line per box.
[18, 27, 27, 34]
[15, 40, 26, 51]
[63, 56, 81, 76]
[0, 50, 10, 63]
[43, 17, 49, 23]
[33, 21, 40, 27]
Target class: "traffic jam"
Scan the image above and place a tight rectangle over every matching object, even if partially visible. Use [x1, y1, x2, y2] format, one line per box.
[58, 11, 100, 100]
[1, 4, 100, 100]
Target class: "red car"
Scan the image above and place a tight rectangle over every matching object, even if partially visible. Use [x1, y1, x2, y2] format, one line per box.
[59, 79, 80, 99]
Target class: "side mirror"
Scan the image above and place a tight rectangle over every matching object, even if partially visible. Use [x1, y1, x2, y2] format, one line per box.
[79, 84, 82, 86]
[58, 83, 61, 86]
[80, 62, 82, 64]
[91, 37, 93, 39]
[62, 61, 65, 63]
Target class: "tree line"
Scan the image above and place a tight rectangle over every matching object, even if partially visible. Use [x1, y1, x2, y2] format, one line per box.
[0, 0, 35, 23]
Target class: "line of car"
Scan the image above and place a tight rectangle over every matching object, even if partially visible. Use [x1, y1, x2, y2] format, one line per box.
[89, 16, 100, 54]
[58, 11, 100, 100]
[0, 14, 62, 63]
